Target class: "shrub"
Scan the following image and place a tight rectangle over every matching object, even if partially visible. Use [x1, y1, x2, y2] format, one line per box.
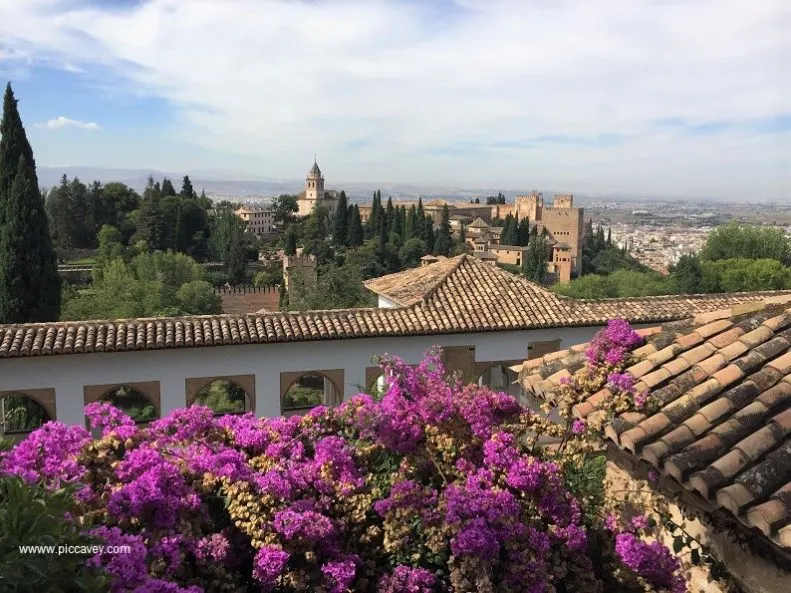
[0, 326, 686, 593]
[0, 475, 108, 592]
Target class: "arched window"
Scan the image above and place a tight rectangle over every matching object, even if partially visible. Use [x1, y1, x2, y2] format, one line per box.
[367, 373, 388, 400]
[193, 379, 251, 415]
[101, 385, 158, 423]
[0, 392, 51, 434]
[282, 373, 340, 416]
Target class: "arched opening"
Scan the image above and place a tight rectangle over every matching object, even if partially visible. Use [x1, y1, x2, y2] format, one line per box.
[282, 373, 340, 416]
[100, 385, 158, 423]
[367, 373, 388, 400]
[0, 392, 51, 434]
[476, 364, 522, 398]
[193, 379, 252, 415]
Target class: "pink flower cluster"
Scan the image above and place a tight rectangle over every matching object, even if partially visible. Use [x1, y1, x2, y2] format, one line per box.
[0, 344, 685, 593]
[585, 318, 644, 368]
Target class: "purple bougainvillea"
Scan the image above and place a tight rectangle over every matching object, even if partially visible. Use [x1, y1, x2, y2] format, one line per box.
[0, 327, 685, 593]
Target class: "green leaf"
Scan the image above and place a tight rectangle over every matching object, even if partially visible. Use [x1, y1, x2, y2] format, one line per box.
[673, 535, 684, 553]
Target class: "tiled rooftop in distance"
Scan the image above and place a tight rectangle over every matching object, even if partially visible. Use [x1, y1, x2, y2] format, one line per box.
[519, 303, 791, 552]
[3, 255, 791, 358]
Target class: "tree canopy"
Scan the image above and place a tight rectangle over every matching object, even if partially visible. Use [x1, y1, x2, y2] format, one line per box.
[700, 222, 791, 264]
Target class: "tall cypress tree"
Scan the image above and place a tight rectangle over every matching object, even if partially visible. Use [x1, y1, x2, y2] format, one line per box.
[333, 190, 348, 245]
[285, 228, 298, 256]
[433, 205, 452, 256]
[385, 197, 394, 234]
[161, 177, 177, 197]
[0, 84, 61, 322]
[365, 191, 381, 239]
[501, 214, 519, 246]
[136, 176, 164, 249]
[179, 175, 196, 199]
[377, 218, 387, 265]
[405, 205, 417, 240]
[347, 205, 363, 247]
[517, 218, 531, 246]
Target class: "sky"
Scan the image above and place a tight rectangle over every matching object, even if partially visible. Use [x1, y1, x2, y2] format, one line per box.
[0, 0, 789, 199]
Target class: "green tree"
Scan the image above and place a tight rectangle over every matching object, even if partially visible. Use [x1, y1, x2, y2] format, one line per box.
[364, 190, 382, 239]
[0, 86, 61, 322]
[405, 205, 418, 240]
[700, 222, 791, 264]
[179, 175, 196, 199]
[433, 205, 452, 256]
[347, 205, 364, 247]
[516, 217, 531, 246]
[345, 241, 386, 279]
[671, 254, 703, 294]
[100, 182, 140, 241]
[274, 194, 299, 228]
[455, 223, 467, 255]
[385, 197, 394, 234]
[399, 237, 428, 268]
[553, 274, 616, 299]
[174, 280, 222, 314]
[332, 190, 349, 245]
[500, 214, 518, 245]
[62, 251, 222, 319]
[226, 230, 248, 285]
[278, 279, 288, 309]
[161, 177, 177, 197]
[131, 250, 207, 305]
[285, 228, 298, 256]
[389, 204, 404, 246]
[286, 263, 376, 311]
[208, 210, 247, 283]
[134, 176, 164, 248]
[97, 225, 124, 264]
[46, 174, 74, 250]
[524, 232, 548, 283]
[701, 258, 791, 293]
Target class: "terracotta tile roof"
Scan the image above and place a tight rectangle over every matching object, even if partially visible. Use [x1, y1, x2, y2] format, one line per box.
[3, 255, 791, 359]
[519, 303, 791, 551]
[363, 256, 464, 306]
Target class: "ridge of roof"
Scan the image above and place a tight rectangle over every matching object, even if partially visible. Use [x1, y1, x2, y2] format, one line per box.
[4, 258, 791, 358]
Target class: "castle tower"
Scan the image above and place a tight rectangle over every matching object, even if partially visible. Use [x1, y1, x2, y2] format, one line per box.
[283, 253, 317, 291]
[515, 191, 543, 222]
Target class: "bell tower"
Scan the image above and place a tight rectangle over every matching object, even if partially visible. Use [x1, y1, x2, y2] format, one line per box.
[305, 157, 324, 202]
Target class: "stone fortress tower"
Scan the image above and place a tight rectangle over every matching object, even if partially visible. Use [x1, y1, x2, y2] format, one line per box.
[283, 253, 317, 291]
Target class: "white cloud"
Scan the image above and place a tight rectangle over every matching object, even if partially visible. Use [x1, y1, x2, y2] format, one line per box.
[0, 0, 789, 197]
[37, 116, 100, 130]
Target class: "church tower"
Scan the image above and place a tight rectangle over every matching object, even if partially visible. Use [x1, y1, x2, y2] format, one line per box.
[305, 159, 324, 201]
[298, 158, 326, 216]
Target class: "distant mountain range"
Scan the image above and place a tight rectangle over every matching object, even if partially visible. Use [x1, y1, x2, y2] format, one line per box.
[36, 166, 539, 203]
[35, 166, 769, 204]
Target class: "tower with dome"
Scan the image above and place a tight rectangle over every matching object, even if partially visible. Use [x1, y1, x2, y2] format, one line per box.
[296, 158, 340, 217]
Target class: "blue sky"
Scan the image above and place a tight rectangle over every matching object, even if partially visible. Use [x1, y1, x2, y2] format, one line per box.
[0, 0, 789, 198]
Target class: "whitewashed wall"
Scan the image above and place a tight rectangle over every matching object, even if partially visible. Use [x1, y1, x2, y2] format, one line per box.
[0, 324, 657, 426]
